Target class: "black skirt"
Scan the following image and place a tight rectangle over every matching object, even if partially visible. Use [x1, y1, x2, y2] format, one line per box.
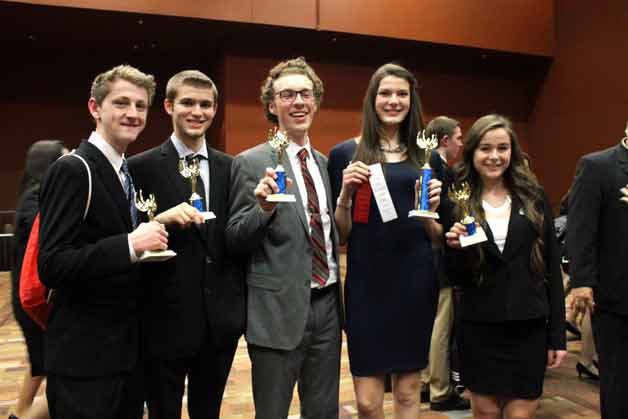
[460, 317, 548, 399]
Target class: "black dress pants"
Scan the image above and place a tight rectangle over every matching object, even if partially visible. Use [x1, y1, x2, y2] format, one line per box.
[592, 309, 628, 419]
[144, 334, 238, 419]
[47, 365, 143, 419]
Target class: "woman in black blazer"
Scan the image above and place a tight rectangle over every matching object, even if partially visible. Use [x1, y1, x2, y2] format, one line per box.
[11, 140, 66, 419]
[445, 114, 566, 419]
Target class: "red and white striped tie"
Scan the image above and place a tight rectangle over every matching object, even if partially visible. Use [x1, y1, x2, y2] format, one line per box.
[297, 148, 329, 286]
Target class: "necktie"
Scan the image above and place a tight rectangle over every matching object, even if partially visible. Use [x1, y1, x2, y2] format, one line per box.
[186, 154, 207, 207]
[120, 159, 138, 228]
[297, 148, 329, 286]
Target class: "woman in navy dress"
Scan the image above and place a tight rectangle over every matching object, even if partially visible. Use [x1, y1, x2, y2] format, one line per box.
[329, 63, 441, 418]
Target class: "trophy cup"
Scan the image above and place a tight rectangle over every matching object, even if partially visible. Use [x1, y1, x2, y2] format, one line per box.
[409, 130, 440, 219]
[448, 182, 488, 247]
[266, 128, 296, 203]
[178, 157, 216, 221]
[134, 190, 177, 262]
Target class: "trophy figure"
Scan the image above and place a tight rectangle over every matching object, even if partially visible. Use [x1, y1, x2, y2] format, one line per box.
[409, 130, 440, 219]
[178, 158, 216, 221]
[266, 128, 296, 203]
[448, 182, 488, 247]
[134, 190, 177, 262]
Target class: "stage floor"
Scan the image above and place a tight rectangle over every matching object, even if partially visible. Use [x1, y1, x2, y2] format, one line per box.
[0, 272, 600, 418]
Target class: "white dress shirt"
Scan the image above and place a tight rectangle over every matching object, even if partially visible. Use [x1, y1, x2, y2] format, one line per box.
[87, 131, 138, 262]
[286, 139, 338, 288]
[483, 195, 512, 253]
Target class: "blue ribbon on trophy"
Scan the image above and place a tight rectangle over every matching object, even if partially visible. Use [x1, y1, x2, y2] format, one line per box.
[178, 158, 216, 220]
[409, 130, 440, 219]
[448, 182, 488, 247]
[266, 127, 296, 203]
[134, 190, 177, 262]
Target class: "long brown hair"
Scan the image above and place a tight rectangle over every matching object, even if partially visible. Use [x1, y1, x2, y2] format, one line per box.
[455, 114, 546, 279]
[353, 63, 425, 165]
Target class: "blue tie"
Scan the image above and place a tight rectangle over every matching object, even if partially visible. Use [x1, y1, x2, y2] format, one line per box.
[120, 159, 138, 228]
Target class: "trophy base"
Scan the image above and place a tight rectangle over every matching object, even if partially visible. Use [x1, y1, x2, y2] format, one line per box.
[459, 227, 488, 248]
[266, 194, 296, 203]
[408, 209, 440, 219]
[139, 249, 177, 263]
[200, 211, 216, 221]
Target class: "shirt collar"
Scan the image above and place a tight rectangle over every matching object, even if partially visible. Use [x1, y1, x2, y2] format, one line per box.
[170, 134, 208, 160]
[621, 137, 628, 150]
[88, 131, 124, 173]
[287, 137, 314, 162]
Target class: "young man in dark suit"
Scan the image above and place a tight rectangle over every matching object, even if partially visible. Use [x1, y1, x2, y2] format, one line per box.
[128, 70, 245, 419]
[227, 57, 342, 419]
[568, 125, 628, 419]
[38, 65, 169, 419]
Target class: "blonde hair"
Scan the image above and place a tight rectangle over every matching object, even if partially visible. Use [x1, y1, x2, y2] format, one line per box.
[166, 70, 218, 104]
[90, 64, 156, 106]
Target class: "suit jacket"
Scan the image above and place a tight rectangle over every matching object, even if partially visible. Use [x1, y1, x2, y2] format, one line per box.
[226, 141, 342, 351]
[446, 193, 566, 349]
[38, 141, 141, 377]
[129, 139, 245, 359]
[567, 142, 628, 315]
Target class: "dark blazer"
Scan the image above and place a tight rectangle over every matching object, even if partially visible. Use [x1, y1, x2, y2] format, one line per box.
[446, 193, 566, 349]
[38, 141, 141, 377]
[568, 143, 628, 315]
[226, 142, 342, 350]
[129, 139, 245, 359]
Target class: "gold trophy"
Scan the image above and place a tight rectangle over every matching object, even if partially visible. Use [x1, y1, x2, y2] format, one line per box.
[448, 182, 488, 247]
[178, 158, 215, 220]
[409, 130, 439, 219]
[266, 127, 296, 202]
[134, 190, 177, 262]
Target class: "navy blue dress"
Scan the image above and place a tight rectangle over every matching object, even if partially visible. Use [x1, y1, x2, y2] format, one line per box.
[328, 139, 439, 376]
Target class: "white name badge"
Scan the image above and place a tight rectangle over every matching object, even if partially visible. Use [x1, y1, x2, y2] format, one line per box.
[368, 163, 398, 223]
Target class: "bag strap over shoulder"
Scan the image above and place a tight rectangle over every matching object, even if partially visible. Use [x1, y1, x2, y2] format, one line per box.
[60, 152, 92, 220]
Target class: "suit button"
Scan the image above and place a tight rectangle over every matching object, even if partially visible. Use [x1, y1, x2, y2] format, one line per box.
[205, 288, 212, 296]
[206, 256, 213, 264]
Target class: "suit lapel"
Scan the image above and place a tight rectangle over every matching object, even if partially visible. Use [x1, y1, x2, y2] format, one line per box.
[479, 218, 502, 259]
[501, 198, 530, 261]
[312, 149, 340, 260]
[159, 140, 192, 205]
[80, 142, 132, 231]
[617, 142, 628, 177]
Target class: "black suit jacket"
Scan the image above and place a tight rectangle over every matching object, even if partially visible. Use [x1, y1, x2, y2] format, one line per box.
[129, 139, 245, 360]
[568, 143, 628, 315]
[38, 141, 141, 377]
[446, 194, 566, 349]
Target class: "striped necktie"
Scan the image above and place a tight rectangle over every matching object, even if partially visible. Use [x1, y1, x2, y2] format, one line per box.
[297, 148, 329, 286]
[120, 159, 138, 228]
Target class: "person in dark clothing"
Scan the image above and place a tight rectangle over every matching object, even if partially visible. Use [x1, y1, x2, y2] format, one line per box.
[11, 139, 66, 419]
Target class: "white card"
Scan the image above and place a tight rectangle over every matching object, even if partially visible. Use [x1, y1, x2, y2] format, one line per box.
[368, 163, 398, 223]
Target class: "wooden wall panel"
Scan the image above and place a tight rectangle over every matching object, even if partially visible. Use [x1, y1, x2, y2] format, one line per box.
[527, 0, 628, 209]
[252, 0, 316, 28]
[319, 0, 554, 56]
[5, 0, 252, 22]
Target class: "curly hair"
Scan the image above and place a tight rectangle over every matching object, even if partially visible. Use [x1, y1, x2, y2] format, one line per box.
[259, 57, 324, 125]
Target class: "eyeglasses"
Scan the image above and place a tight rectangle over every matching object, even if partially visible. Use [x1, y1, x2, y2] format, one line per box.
[275, 89, 314, 103]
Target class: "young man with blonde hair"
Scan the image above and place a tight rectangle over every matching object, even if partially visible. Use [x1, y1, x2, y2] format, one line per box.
[38, 64, 168, 419]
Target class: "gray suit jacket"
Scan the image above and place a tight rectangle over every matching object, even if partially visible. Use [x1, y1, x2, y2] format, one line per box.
[227, 142, 342, 350]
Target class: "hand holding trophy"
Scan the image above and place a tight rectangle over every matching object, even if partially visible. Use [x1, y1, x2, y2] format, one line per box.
[448, 182, 488, 247]
[134, 190, 177, 262]
[266, 128, 296, 203]
[409, 130, 440, 219]
[178, 157, 216, 220]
